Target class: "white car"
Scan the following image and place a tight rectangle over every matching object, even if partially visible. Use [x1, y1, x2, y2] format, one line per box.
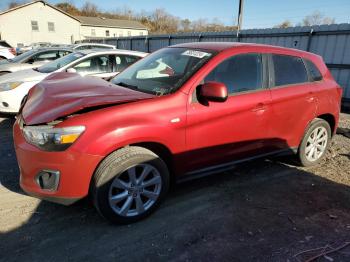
[0, 49, 147, 113]
[0, 41, 16, 60]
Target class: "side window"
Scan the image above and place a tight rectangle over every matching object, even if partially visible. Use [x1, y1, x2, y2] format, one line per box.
[115, 55, 141, 72]
[30, 51, 59, 62]
[58, 50, 71, 58]
[272, 54, 308, 86]
[305, 59, 323, 81]
[204, 53, 263, 94]
[72, 55, 112, 74]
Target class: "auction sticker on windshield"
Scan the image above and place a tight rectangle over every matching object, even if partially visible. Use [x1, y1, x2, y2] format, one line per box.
[182, 50, 210, 58]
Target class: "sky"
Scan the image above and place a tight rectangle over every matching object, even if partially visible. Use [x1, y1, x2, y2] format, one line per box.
[1, 0, 349, 29]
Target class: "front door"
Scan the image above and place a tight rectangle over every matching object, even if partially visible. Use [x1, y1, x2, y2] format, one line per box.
[184, 53, 273, 173]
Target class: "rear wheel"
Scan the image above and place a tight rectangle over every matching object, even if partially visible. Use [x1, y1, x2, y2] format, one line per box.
[92, 146, 170, 224]
[298, 118, 331, 167]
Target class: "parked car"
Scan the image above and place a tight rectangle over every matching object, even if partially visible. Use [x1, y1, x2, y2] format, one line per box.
[0, 48, 72, 76]
[0, 40, 16, 60]
[0, 49, 146, 113]
[16, 43, 115, 55]
[16, 42, 52, 54]
[70, 43, 116, 50]
[14, 43, 342, 224]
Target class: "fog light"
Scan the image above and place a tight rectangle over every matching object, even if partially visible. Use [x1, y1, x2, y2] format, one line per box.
[36, 170, 60, 191]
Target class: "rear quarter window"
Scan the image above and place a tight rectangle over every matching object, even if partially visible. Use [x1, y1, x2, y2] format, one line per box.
[305, 59, 323, 81]
[272, 54, 308, 87]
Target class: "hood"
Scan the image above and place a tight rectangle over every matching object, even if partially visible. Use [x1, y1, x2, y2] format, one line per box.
[0, 68, 46, 84]
[22, 72, 155, 125]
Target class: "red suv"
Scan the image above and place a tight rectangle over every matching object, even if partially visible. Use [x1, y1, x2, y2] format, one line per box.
[14, 43, 342, 223]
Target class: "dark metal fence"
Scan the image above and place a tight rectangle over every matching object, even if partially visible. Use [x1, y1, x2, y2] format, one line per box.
[81, 24, 350, 110]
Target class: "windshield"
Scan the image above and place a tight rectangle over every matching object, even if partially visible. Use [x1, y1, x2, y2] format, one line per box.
[111, 47, 214, 95]
[8, 50, 37, 63]
[37, 52, 85, 73]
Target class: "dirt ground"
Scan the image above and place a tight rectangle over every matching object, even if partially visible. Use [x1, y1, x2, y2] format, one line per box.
[0, 114, 349, 262]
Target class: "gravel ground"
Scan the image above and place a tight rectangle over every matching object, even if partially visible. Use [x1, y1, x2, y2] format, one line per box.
[0, 114, 349, 262]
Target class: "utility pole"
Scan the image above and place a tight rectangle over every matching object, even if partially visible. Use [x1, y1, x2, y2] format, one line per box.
[237, 0, 244, 37]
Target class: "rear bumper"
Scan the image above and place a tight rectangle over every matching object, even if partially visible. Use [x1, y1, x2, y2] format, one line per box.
[14, 120, 104, 205]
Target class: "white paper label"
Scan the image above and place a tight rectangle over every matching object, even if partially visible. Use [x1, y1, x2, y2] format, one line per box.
[182, 50, 210, 58]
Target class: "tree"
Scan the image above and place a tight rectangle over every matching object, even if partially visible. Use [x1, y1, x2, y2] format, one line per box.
[274, 20, 293, 28]
[302, 11, 335, 26]
[81, 1, 99, 17]
[180, 19, 191, 32]
[8, 1, 27, 9]
[55, 2, 81, 16]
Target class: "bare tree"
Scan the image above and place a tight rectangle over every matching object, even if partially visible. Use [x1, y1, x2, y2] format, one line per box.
[302, 11, 335, 26]
[81, 1, 99, 17]
[56, 2, 81, 16]
[274, 20, 293, 28]
[54, 1, 238, 34]
[180, 19, 191, 32]
[8, 0, 27, 9]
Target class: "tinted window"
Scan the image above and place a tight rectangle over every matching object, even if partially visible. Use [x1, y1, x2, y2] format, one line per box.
[205, 54, 263, 94]
[305, 59, 322, 81]
[272, 55, 308, 86]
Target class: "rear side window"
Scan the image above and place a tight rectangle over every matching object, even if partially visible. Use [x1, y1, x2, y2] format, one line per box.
[272, 55, 308, 86]
[205, 53, 263, 94]
[305, 59, 323, 81]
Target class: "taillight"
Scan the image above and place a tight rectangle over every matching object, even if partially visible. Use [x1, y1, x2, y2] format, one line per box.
[9, 48, 16, 55]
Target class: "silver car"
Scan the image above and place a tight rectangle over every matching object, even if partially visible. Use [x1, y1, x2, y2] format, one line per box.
[0, 48, 72, 76]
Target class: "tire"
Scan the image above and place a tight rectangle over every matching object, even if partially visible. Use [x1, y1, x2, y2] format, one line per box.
[298, 118, 331, 167]
[92, 146, 170, 224]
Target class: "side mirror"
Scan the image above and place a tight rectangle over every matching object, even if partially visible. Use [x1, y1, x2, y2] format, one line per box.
[199, 81, 228, 102]
[66, 68, 77, 73]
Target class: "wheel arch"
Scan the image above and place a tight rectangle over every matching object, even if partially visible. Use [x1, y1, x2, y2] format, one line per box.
[89, 141, 175, 193]
[317, 113, 336, 136]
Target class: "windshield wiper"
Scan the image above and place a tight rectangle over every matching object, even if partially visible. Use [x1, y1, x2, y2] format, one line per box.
[115, 82, 139, 90]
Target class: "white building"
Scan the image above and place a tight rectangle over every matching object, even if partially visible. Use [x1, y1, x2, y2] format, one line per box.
[77, 16, 148, 39]
[0, 1, 148, 48]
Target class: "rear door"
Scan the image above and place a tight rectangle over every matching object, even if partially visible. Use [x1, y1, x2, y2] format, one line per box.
[185, 53, 273, 172]
[268, 54, 317, 150]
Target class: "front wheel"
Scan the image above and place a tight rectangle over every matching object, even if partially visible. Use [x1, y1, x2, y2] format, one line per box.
[298, 118, 331, 167]
[92, 146, 170, 224]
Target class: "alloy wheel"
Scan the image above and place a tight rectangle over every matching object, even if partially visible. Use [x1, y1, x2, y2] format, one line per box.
[108, 164, 162, 217]
[305, 126, 328, 162]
